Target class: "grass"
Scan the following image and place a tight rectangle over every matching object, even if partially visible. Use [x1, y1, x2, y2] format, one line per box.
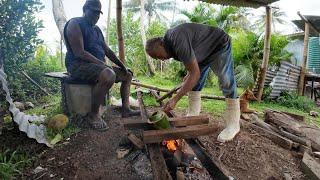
[135, 75, 320, 126]
[0, 150, 33, 180]
[24, 94, 81, 142]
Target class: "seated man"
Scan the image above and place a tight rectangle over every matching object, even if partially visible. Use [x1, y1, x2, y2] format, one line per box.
[146, 23, 240, 143]
[64, 0, 140, 130]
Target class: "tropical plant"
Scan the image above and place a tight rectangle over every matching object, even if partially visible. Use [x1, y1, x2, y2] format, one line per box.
[124, 0, 176, 24]
[254, 8, 288, 33]
[108, 12, 167, 76]
[0, 0, 44, 101]
[181, 4, 250, 32]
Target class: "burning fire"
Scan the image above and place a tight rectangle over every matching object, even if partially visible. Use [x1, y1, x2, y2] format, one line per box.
[163, 140, 179, 152]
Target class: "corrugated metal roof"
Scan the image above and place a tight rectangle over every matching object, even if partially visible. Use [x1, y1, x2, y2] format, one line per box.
[194, 0, 279, 8]
[292, 15, 320, 36]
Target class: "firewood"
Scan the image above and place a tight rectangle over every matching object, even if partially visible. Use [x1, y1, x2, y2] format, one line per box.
[128, 133, 144, 149]
[265, 110, 302, 136]
[242, 120, 293, 150]
[143, 124, 219, 144]
[147, 143, 172, 180]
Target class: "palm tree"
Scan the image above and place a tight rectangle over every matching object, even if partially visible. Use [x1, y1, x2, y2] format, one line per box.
[139, 0, 155, 75]
[254, 8, 287, 33]
[124, 0, 176, 24]
[181, 4, 250, 32]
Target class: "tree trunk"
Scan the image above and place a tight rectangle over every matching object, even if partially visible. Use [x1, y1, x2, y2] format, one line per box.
[298, 22, 310, 95]
[256, 6, 272, 101]
[52, 0, 67, 43]
[116, 0, 125, 63]
[140, 0, 155, 76]
[106, 0, 112, 46]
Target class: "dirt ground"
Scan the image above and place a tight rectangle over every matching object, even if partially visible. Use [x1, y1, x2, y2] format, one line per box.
[199, 119, 305, 180]
[0, 106, 307, 180]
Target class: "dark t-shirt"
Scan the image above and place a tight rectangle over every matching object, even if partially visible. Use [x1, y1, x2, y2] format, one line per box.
[164, 23, 229, 67]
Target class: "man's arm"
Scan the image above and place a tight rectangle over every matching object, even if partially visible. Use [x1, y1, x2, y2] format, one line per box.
[104, 45, 126, 70]
[174, 59, 200, 101]
[66, 20, 104, 65]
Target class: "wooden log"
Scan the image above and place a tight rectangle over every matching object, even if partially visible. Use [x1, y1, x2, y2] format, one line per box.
[22, 71, 51, 95]
[265, 110, 302, 136]
[128, 133, 144, 149]
[201, 95, 225, 101]
[122, 115, 209, 129]
[253, 119, 310, 147]
[131, 81, 170, 92]
[301, 152, 320, 180]
[143, 124, 219, 144]
[243, 120, 293, 150]
[147, 143, 172, 180]
[157, 84, 182, 102]
[281, 111, 304, 121]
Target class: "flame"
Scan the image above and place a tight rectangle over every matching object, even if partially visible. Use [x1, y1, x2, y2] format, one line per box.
[163, 140, 178, 152]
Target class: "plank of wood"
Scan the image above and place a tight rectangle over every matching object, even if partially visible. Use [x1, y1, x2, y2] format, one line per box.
[243, 120, 293, 150]
[143, 124, 219, 144]
[122, 115, 209, 129]
[128, 133, 144, 149]
[44, 72, 68, 79]
[147, 143, 172, 180]
[302, 152, 320, 180]
[170, 115, 209, 127]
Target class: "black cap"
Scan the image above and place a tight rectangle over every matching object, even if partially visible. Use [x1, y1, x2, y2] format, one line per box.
[83, 0, 103, 14]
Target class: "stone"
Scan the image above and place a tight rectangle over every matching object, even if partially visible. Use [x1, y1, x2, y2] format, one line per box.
[24, 102, 34, 109]
[14, 102, 25, 111]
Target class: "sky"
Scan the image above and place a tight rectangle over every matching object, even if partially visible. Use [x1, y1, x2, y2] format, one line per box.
[37, 0, 320, 52]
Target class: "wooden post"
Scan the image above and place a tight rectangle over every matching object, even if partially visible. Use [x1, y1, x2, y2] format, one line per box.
[298, 22, 310, 95]
[116, 0, 125, 63]
[256, 6, 272, 101]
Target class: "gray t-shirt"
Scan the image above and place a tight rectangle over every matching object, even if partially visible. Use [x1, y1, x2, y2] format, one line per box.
[164, 23, 229, 67]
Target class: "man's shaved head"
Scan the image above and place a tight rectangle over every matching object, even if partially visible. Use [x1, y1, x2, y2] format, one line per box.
[145, 37, 171, 60]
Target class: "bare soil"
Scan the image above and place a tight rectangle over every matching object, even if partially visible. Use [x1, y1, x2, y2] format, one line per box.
[0, 107, 307, 180]
[199, 117, 305, 180]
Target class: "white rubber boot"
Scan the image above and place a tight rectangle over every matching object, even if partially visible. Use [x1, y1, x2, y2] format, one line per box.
[187, 91, 201, 116]
[217, 98, 240, 143]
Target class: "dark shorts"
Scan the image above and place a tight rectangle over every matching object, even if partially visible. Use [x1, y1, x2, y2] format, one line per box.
[68, 62, 127, 84]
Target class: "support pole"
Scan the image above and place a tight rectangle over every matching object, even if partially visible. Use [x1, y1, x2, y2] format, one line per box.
[116, 0, 125, 63]
[298, 22, 310, 95]
[256, 6, 272, 101]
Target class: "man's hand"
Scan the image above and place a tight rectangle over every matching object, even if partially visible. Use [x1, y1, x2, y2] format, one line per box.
[122, 67, 133, 77]
[163, 98, 178, 112]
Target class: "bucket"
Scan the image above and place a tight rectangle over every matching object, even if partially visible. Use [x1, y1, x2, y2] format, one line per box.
[148, 110, 171, 130]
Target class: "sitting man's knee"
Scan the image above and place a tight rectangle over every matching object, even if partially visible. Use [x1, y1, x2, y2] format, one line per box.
[99, 68, 116, 85]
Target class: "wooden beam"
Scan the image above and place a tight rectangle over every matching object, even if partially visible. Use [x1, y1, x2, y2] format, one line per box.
[301, 152, 320, 180]
[256, 6, 272, 101]
[143, 124, 219, 144]
[21, 71, 51, 96]
[137, 91, 149, 121]
[298, 22, 310, 95]
[147, 143, 172, 180]
[122, 115, 210, 129]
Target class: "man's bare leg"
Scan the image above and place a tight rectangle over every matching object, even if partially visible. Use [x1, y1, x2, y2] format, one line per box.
[114, 69, 140, 118]
[89, 68, 116, 129]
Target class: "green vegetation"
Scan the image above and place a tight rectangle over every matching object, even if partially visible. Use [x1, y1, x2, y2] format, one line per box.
[0, 150, 33, 180]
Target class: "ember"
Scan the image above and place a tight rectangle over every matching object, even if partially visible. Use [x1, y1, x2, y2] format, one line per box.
[162, 140, 179, 152]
